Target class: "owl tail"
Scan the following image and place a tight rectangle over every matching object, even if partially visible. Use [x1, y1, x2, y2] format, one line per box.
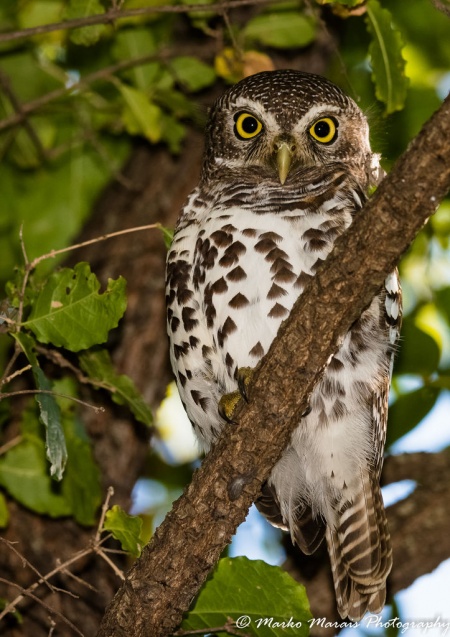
[326, 471, 392, 621]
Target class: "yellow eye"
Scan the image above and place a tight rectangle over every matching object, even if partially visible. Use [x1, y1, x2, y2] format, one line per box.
[234, 112, 263, 140]
[309, 117, 338, 144]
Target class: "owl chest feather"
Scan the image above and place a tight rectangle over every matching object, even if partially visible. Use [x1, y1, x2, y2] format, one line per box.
[166, 171, 391, 485]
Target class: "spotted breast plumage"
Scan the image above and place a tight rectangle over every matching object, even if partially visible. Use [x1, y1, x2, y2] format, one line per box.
[165, 70, 401, 620]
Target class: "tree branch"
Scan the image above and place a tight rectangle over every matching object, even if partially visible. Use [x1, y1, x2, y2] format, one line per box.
[0, 0, 277, 44]
[97, 94, 450, 637]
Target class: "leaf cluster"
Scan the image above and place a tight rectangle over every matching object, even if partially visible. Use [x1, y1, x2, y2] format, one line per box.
[0, 257, 152, 528]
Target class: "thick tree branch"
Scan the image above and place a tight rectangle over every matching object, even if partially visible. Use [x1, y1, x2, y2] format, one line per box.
[97, 94, 450, 637]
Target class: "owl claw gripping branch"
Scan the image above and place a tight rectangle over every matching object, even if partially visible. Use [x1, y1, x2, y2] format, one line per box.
[166, 70, 402, 621]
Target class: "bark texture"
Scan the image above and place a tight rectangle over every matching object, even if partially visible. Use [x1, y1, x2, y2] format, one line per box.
[96, 96, 450, 637]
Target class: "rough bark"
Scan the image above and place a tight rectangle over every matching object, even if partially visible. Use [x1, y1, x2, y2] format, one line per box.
[96, 97, 450, 636]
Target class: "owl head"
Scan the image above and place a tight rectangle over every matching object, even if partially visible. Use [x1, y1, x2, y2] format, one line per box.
[202, 70, 376, 187]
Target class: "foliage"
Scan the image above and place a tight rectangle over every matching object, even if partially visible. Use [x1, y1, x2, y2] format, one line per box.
[0, 0, 449, 634]
[181, 557, 312, 636]
[103, 504, 145, 557]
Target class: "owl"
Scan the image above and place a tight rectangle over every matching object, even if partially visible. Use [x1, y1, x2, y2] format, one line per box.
[166, 70, 401, 621]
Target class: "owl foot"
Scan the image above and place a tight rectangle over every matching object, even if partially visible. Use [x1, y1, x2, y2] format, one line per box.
[236, 367, 254, 403]
[218, 391, 242, 424]
[218, 367, 254, 424]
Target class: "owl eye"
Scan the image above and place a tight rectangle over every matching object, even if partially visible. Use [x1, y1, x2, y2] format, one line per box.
[309, 117, 338, 144]
[234, 112, 263, 140]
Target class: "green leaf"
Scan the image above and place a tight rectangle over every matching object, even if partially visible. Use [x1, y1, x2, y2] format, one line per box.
[0, 492, 10, 528]
[0, 418, 71, 517]
[103, 505, 144, 557]
[78, 349, 153, 426]
[13, 332, 67, 481]
[0, 139, 129, 288]
[386, 386, 440, 447]
[365, 0, 408, 114]
[435, 286, 450, 325]
[158, 225, 174, 249]
[111, 28, 158, 91]
[394, 318, 441, 377]
[182, 557, 312, 636]
[32, 366, 67, 481]
[60, 389, 102, 525]
[170, 57, 216, 92]
[244, 12, 316, 49]
[64, 0, 106, 46]
[23, 263, 127, 352]
[118, 82, 163, 143]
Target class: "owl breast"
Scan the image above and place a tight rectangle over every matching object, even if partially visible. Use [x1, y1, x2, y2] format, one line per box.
[166, 165, 390, 506]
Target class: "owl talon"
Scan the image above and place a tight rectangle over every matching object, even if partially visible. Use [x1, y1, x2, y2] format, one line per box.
[236, 367, 254, 403]
[301, 405, 312, 418]
[218, 391, 242, 424]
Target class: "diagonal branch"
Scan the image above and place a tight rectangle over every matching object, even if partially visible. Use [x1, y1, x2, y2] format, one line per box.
[97, 94, 450, 637]
[0, 0, 278, 44]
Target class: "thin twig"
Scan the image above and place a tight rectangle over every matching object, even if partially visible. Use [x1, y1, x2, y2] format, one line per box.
[0, 539, 55, 593]
[0, 545, 95, 620]
[0, 343, 22, 388]
[0, 69, 48, 163]
[29, 223, 161, 269]
[0, 389, 105, 413]
[432, 0, 450, 16]
[0, 0, 275, 44]
[60, 567, 99, 593]
[0, 577, 85, 637]
[0, 490, 122, 622]
[95, 486, 115, 544]
[0, 435, 22, 456]
[0, 50, 176, 133]
[96, 550, 126, 580]
[1, 364, 32, 385]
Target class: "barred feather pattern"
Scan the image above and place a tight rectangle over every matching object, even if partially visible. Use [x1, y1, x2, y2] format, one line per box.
[165, 70, 402, 621]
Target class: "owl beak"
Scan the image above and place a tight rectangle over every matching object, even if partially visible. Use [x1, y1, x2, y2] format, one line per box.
[276, 141, 294, 185]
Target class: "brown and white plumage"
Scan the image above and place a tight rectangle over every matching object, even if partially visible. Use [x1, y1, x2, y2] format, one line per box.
[166, 70, 401, 620]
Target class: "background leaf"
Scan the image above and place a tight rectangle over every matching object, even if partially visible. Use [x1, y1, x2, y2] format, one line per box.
[244, 12, 316, 49]
[169, 57, 216, 92]
[394, 318, 441, 377]
[0, 492, 10, 528]
[13, 332, 67, 481]
[32, 366, 67, 481]
[365, 0, 409, 113]
[182, 557, 312, 636]
[386, 386, 440, 447]
[64, 0, 106, 46]
[23, 263, 127, 352]
[118, 82, 163, 143]
[0, 412, 71, 517]
[103, 505, 144, 557]
[78, 348, 153, 426]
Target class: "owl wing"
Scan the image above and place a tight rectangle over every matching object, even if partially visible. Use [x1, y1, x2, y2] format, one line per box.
[327, 269, 402, 620]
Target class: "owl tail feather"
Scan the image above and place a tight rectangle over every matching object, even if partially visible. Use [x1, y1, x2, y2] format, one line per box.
[256, 482, 326, 554]
[326, 471, 392, 621]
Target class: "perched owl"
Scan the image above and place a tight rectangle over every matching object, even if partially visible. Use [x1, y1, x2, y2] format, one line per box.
[166, 70, 401, 621]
